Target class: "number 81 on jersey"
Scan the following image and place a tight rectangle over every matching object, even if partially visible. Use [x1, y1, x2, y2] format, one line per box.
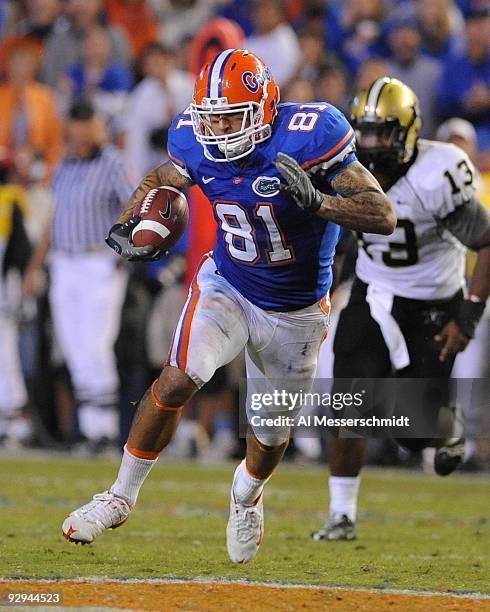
[215, 201, 294, 264]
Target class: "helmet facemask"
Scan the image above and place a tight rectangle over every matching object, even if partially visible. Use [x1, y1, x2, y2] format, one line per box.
[354, 116, 416, 174]
[190, 97, 271, 162]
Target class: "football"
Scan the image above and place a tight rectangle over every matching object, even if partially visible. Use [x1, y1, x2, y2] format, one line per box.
[132, 186, 189, 251]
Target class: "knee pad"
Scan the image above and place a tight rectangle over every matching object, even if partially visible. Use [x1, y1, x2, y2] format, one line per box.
[150, 380, 182, 411]
[251, 425, 290, 448]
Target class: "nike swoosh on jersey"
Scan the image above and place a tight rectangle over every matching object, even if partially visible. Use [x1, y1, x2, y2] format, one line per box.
[202, 176, 215, 184]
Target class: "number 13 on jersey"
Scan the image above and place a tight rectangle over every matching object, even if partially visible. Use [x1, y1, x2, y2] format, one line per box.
[215, 201, 294, 264]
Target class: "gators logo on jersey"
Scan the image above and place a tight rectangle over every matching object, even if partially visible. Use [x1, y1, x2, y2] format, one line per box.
[252, 176, 280, 197]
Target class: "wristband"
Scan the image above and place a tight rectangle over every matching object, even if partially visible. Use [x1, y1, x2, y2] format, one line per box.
[455, 298, 486, 338]
[310, 189, 324, 212]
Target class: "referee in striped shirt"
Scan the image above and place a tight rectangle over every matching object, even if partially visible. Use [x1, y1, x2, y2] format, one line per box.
[25, 98, 133, 447]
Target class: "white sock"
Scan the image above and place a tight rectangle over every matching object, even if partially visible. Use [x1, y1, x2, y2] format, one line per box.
[110, 445, 158, 506]
[232, 460, 268, 506]
[329, 475, 360, 522]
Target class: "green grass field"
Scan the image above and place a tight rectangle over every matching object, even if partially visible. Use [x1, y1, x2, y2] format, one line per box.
[0, 455, 488, 594]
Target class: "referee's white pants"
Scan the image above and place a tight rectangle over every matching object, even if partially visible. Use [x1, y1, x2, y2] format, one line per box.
[0, 309, 28, 415]
[49, 252, 128, 437]
[0, 272, 28, 415]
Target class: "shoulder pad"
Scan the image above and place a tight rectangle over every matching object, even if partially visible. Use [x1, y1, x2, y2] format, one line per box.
[275, 103, 355, 173]
[409, 140, 477, 218]
[167, 107, 201, 180]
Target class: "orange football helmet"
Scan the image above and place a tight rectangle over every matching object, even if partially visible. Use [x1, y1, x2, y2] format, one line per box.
[191, 48, 280, 162]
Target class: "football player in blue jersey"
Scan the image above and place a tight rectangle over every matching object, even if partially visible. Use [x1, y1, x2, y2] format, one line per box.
[62, 49, 395, 563]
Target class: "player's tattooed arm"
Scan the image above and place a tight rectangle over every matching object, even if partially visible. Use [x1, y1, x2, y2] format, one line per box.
[118, 161, 194, 223]
[322, 161, 396, 235]
[275, 153, 396, 235]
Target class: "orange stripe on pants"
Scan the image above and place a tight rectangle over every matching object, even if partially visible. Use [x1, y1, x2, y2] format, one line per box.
[320, 294, 331, 316]
[175, 254, 209, 371]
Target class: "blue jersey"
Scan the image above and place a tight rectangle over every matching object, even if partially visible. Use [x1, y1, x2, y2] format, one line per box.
[167, 102, 356, 311]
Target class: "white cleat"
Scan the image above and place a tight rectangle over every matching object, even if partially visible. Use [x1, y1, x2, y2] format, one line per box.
[62, 492, 131, 544]
[226, 490, 264, 564]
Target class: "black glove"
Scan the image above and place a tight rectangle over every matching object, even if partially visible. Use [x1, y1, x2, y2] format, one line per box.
[105, 215, 165, 262]
[274, 152, 324, 212]
[454, 298, 486, 339]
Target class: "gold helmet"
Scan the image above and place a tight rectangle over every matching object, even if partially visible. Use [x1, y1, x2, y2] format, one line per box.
[350, 77, 421, 172]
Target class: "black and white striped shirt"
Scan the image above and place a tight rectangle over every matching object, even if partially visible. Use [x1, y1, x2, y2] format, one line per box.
[51, 146, 133, 253]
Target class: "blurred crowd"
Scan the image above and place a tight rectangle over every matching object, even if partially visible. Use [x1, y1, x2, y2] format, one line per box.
[0, 0, 489, 468]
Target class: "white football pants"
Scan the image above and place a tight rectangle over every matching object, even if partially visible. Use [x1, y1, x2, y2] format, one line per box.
[166, 254, 330, 446]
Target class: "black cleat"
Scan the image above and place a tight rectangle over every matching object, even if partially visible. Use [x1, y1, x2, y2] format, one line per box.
[434, 438, 465, 476]
[311, 514, 356, 541]
[434, 403, 465, 476]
